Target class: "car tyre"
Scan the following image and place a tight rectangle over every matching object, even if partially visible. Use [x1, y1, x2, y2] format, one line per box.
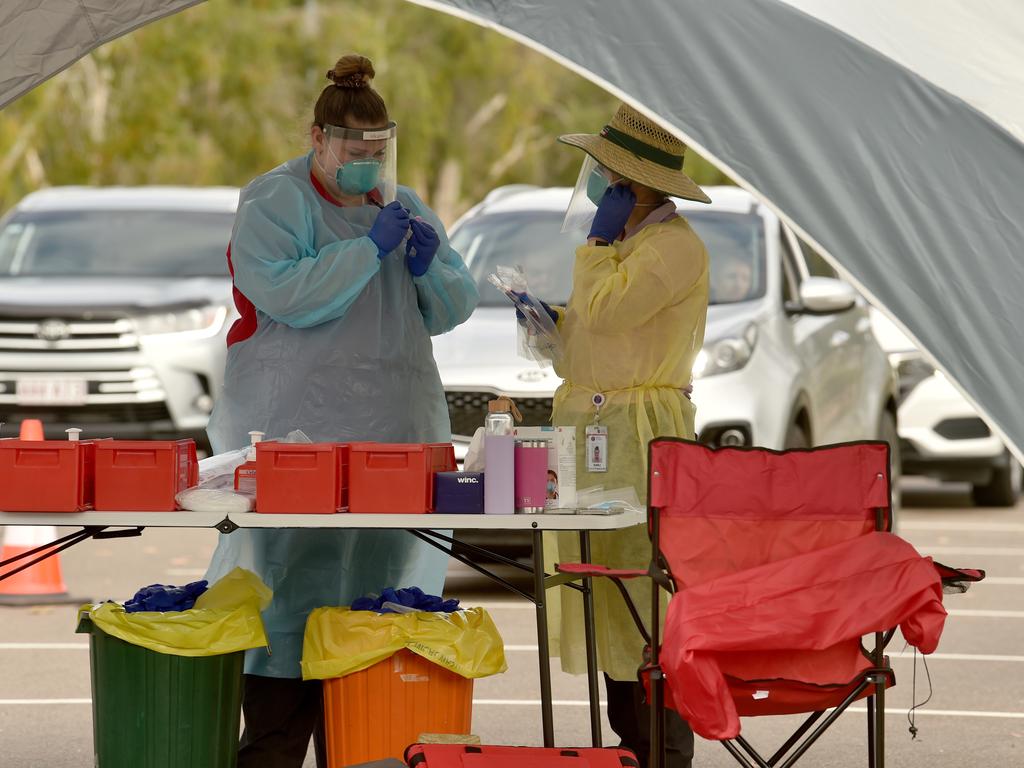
[783, 421, 809, 449]
[971, 454, 1022, 507]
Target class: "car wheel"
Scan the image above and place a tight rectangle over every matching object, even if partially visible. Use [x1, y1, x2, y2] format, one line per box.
[971, 454, 1023, 507]
[878, 410, 901, 522]
[783, 422, 809, 449]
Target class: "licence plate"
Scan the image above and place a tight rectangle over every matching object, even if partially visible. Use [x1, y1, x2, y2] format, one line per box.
[15, 378, 88, 405]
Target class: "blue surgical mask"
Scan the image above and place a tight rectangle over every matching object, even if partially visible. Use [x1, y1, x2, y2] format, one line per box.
[586, 167, 610, 206]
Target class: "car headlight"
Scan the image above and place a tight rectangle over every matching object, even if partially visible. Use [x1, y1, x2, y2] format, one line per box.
[134, 305, 229, 339]
[693, 324, 758, 379]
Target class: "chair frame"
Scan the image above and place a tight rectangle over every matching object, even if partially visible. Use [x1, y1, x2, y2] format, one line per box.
[563, 439, 897, 768]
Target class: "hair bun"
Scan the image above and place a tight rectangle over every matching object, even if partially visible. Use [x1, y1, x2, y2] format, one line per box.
[327, 54, 375, 89]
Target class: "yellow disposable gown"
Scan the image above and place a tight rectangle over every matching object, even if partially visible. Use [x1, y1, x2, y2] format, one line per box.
[547, 215, 709, 681]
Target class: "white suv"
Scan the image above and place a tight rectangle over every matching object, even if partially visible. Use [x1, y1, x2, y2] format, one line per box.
[435, 185, 898, 459]
[0, 186, 238, 450]
[871, 310, 1021, 506]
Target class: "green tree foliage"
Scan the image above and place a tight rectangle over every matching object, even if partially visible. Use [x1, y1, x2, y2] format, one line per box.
[0, 0, 732, 221]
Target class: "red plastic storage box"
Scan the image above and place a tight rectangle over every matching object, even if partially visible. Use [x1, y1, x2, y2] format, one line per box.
[255, 442, 349, 514]
[404, 744, 639, 768]
[0, 439, 98, 512]
[348, 443, 456, 514]
[93, 440, 198, 511]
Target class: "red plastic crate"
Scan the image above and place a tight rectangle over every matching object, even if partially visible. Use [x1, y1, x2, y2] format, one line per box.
[93, 440, 198, 511]
[348, 443, 456, 514]
[0, 439, 97, 512]
[255, 442, 348, 514]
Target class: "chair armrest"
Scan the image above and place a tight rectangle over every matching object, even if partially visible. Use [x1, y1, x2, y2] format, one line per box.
[933, 561, 985, 593]
[555, 563, 648, 579]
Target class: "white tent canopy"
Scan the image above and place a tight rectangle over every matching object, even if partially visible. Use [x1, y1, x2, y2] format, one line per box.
[3, 0, 1024, 457]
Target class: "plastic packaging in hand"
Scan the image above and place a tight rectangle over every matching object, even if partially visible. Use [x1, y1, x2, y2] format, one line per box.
[487, 265, 562, 367]
[175, 429, 312, 513]
[350, 586, 460, 614]
[124, 579, 209, 613]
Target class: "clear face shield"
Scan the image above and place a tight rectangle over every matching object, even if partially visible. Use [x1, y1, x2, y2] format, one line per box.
[321, 122, 398, 204]
[561, 154, 617, 234]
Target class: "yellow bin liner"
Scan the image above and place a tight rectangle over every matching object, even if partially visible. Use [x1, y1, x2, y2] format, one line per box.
[302, 606, 507, 680]
[79, 567, 272, 657]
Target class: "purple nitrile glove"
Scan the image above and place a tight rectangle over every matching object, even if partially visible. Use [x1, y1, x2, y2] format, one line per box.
[588, 183, 636, 243]
[406, 218, 440, 276]
[368, 200, 411, 257]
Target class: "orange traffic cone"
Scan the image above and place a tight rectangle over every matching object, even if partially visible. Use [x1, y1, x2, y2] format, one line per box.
[0, 419, 82, 605]
[18, 418, 44, 441]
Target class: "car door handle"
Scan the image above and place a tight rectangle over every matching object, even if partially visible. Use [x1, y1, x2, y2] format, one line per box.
[829, 330, 851, 348]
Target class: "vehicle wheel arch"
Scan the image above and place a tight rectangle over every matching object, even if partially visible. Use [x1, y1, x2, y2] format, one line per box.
[784, 391, 813, 447]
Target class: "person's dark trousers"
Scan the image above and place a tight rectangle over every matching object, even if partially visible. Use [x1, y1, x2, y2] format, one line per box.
[604, 674, 695, 768]
[238, 674, 329, 768]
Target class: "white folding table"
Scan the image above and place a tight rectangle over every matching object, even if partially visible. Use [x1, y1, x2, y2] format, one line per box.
[0, 508, 646, 747]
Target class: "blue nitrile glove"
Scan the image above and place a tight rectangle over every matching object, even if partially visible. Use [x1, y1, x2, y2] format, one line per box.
[350, 586, 461, 613]
[513, 292, 558, 325]
[406, 218, 440, 276]
[124, 579, 208, 613]
[368, 200, 411, 257]
[588, 183, 636, 243]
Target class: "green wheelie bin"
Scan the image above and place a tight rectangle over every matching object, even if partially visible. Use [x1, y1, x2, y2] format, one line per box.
[77, 614, 244, 768]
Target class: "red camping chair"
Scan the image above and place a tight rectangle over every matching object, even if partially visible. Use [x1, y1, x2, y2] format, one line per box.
[557, 439, 984, 768]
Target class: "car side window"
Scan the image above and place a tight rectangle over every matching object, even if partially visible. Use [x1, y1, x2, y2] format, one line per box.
[799, 240, 839, 279]
[778, 229, 801, 305]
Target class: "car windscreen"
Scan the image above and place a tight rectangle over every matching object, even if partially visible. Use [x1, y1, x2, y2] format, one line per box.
[451, 209, 767, 307]
[0, 209, 235, 277]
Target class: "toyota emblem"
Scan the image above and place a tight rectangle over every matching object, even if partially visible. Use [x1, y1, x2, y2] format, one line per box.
[37, 319, 72, 342]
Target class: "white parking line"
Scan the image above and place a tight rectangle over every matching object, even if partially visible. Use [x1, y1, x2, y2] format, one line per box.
[469, 700, 1024, 719]
[900, 521, 1024, 533]
[2, 698, 1021, 719]
[0, 643, 88, 650]
[947, 609, 1024, 618]
[921, 545, 1024, 556]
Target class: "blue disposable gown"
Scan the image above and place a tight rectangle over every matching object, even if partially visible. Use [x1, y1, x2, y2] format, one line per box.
[204, 153, 478, 678]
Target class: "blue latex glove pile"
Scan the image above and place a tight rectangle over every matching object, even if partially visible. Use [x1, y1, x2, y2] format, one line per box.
[124, 579, 208, 613]
[351, 586, 460, 614]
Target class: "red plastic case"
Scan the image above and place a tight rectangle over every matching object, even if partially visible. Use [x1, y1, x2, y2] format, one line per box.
[405, 744, 639, 768]
[347, 443, 456, 513]
[93, 440, 198, 511]
[255, 442, 349, 514]
[0, 439, 98, 512]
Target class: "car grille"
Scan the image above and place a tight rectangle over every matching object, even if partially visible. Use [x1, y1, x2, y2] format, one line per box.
[0, 316, 139, 353]
[446, 391, 554, 437]
[0, 402, 172, 429]
[934, 417, 991, 441]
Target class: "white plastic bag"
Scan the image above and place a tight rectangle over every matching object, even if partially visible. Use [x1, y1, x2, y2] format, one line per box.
[576, 485, 644, 515]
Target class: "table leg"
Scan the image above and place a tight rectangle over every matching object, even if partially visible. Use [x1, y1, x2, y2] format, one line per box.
[532, 528, 555, 747]
[579, 530, 602, 747]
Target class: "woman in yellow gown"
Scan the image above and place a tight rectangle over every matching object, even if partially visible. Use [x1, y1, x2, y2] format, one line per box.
[545, 104, 710, 768]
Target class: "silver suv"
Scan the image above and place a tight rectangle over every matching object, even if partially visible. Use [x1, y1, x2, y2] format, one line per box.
[437, 185, 899, 454]
[0, 186, 238, 450]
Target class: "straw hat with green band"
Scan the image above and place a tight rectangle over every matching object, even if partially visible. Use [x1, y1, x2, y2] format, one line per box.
[559, 103, 711, 204]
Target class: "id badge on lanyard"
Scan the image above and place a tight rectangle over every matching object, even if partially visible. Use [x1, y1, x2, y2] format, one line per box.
[586, 393, 609, 473]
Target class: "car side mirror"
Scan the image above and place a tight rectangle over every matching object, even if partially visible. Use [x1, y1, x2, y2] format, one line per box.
[797, 277, 857, 314]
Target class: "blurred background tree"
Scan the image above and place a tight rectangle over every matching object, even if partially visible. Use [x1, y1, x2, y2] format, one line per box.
[0, 0, 732, 223]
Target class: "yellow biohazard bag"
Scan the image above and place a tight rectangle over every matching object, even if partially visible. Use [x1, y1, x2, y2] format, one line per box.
[78, 567, 272, 657]
[301, 606, 507, 680]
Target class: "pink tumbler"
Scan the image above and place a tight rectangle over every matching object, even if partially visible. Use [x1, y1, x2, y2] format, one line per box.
[514, 439, 549, 513]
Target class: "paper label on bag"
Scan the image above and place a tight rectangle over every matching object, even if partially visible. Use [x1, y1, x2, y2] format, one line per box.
[586, 425, 608, 473]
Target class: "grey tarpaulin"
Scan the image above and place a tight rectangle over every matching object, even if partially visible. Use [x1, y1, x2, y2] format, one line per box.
[3, 0, 1024, 458]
